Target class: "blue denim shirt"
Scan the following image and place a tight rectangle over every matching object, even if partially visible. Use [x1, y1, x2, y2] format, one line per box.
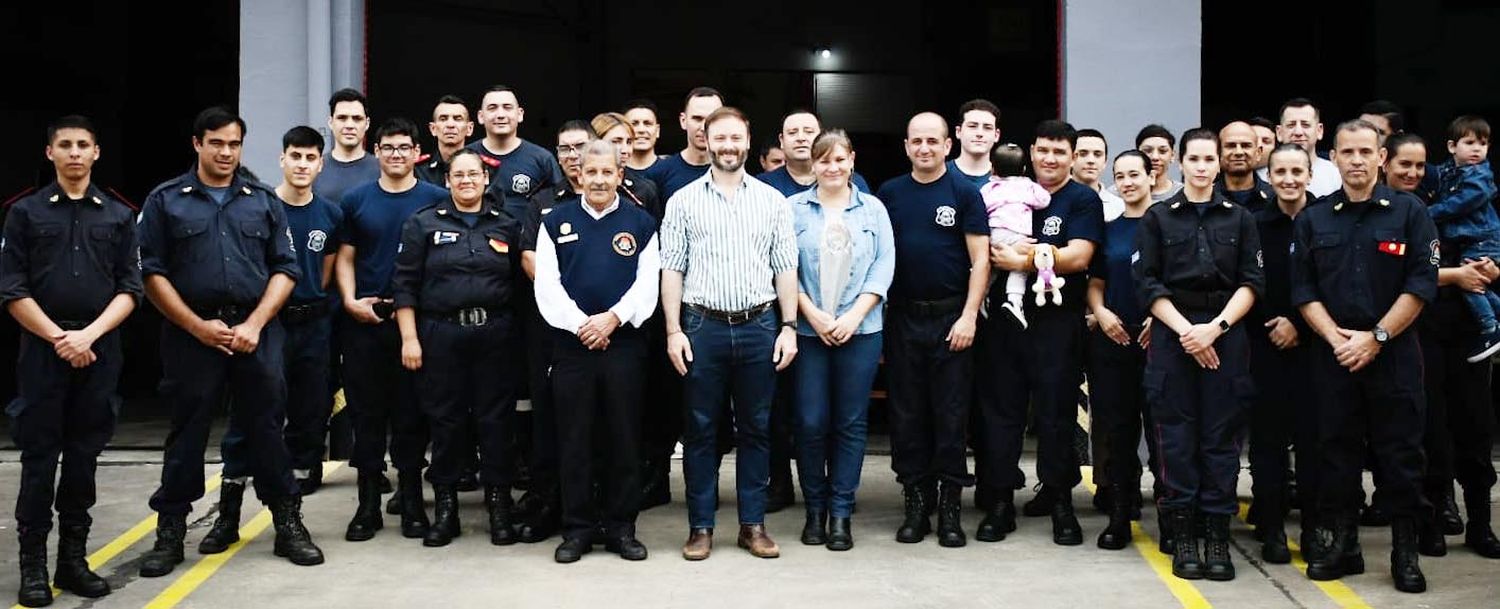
[1429, 158, 1499, 244]
[790, 185, 895, 336]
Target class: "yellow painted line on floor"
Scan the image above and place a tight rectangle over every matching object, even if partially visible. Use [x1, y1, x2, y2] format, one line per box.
[1236, 501, 1373, 609]
[6, 473, 224, 609]
[1081, 466, 1213, 609]
[141, 463, 343, 609]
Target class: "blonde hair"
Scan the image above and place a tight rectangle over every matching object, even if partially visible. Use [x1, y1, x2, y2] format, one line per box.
[590, 112, 634, 140]
[811, 128, 853, 161]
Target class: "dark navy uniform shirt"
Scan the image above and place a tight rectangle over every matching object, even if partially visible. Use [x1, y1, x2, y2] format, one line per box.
[391, 199, 521, 313]
[464, 138, 566, 205]
[644, 152, 710, 201]
[414, 152, 450, 187]
[1248, 201, 1310, 335]
[1090, 214, 1146, 327]
[1291, 185, 1440, 329]
[757, 166, 872, 198]
[137, 170, 300, 308]
[877, 170, 989, 303]
[0, 182, 143, 321]
[944, 160, 992, 190]
[283, 194, 344, 305]
[1133, 191, 1265, 313]
[1030, 179, 1106, 311]
[339, 180, 449, 299]
[1215, 174, 1275, 215]
[622, 169, 664, 221]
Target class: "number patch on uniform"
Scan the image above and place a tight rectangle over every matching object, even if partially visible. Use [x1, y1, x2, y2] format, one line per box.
[612, 232, 638, 257]
[433, 231, 460, 245]
[934, 205, 956, 227]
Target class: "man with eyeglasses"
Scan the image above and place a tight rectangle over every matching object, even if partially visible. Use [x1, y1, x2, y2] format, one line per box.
[336, 118, 449, 542]
[465, 85, 566, 219]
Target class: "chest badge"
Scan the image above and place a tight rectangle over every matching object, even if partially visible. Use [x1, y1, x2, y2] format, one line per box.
[512, 174, 533, 195]
[1042, 216, 1063, 236]
[489, 238, 510, 253]
[1378, 240, 1406, 257]
[560, 222, 573, 235]
[307, 230, 328, 253]
[433, 231, 461, 245]
[934, 205, 956, 227]
[613, 232, 638, 257]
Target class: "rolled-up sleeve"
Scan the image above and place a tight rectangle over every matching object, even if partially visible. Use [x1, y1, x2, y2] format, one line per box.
[113, 209, 144, 301]
[1403, 203, 1440, 302]
[1236, 211, 1265, 300]
[659, 193, 689, 273]
[266, 197, 300, 281]
[0, 207, 32, 304]
[136, 191, 170, 279]
[768, 194, 798, 275]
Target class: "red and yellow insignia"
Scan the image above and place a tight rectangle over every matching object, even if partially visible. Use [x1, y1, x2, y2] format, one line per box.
[612, 232, 637, 257]
[1378, 240, 1406, 256]
[490, 238, 510, 253]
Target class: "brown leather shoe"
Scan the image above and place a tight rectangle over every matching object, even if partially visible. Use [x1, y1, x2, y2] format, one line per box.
[682, 528, 713, 561]
[738, 524, 781, 558]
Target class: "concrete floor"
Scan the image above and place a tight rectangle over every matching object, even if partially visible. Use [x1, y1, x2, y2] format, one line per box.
[0, 453, 1496, 609]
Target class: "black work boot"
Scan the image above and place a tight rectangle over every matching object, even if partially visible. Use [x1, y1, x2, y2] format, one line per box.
[55, 524, 110, 598]
[1417, 512, 1448, 557]
[398, 471, 430, 538]
[921, 480, 938, 517]
[975, 489, 1017, 543]
[486, 485, 518, 545]
[1390, 517, 1427, 593]
[895, 483, 931, 543]
[800, 509, 828, 545]
[1256, 496, 1291, 564]
[1023, 484, 1057, 517]
[1440, 486, 1464, 536]
[198, 480, 244, 554]
[1307, 513, 1364, 581]
[1463, 490, 1500, 558]
[517, 491, 560, 543]
[936, 481, 966, 547]
[1203, 513, 1235, 581]
[140, 513, 187, 577]
[1097, 485, 1132, 550]
[1051, 490, 1083, 546]
[345, 470, 384, 541]
[424, 484, 461, 547]
[17, 528, 52, 607]
[1158, 508, 1175, 554]
[1168, 509, 1203, 580]
[270, 497, 324, 566]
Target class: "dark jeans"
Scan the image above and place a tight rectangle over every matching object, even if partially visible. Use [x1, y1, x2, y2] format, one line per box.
[222, 314, 333, 477]
[552, 328, 645, 540]
[976, 306, 1083, 492]
[342, 318, 427, 474]
[150, 321, 298, 516]
[680, 306, 778, 529]
[793, 332, 882, 518]
[1460, 239, 1500, 331]
[1144, 313, 1253, 515]
[885, 307, 974, 487]
[1248, 331, 1320, 524]
[414, 315, 517, 486]
[9, 331, 121, 533]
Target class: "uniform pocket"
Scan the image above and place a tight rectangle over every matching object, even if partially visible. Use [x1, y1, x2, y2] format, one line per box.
[240, 219, 270, 242]
[27, 223, 64, 242]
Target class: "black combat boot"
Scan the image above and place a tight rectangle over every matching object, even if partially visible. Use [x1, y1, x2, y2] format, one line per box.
[1390, 517, 1427, 593]
[486, 485, 518, 545]
[1463, 490, 1500, 558]
[398, 471, 430, 538]
[517, 491, 560, 543]
[800, 509, 828, 545]
[1168, 509, 1203, 580]
[895, 483, 930, 543]
[975, 488, 1017, 543]
[345, 470, 384, 541]
[1097, 485, 1132, 550]
[1256, 496, 1291, 564]
[424, 484, 461, 547]
[921, 480, 937, 517]
[270, 497, 324, 566]
[55, 524, 110, 598]
[827, 517, 853, 551]
[1051, 491, 1083, 546]
[936, 481, 966, 547]
[1439, 486, 1464, 536]
[139, 513, 186, 577]
[1023, 484, 1057, 517]
[1202, 513, 1235, 581]
[198, 480, 244, 554]
[17, 528, 52, 607]
[1307, 513, 1364, 581]
[1158, 508, 1175, 554]
[1417, 512, 1447, 557]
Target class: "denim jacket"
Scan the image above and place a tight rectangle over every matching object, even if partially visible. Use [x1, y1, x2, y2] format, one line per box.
[1429, 158, 1500, 244]
[790, 184, 895, 336]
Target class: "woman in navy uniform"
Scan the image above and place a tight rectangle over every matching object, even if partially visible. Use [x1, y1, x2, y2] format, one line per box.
[392, 149, 523, 547]
[1133, 128, 1263, 581]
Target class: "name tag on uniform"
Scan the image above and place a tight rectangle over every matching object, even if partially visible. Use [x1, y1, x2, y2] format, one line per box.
[433, 231, 460, 245]
[1378, 240, 1406, 256]
[556, 233, 580, 244]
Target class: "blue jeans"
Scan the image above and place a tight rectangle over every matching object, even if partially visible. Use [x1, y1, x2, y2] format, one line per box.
[1460, 239, 1500, 332]
[793, 333, 882, 518]
[681, 307, 778, 529]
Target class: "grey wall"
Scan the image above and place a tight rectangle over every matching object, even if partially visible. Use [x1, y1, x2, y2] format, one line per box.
[1062, 0, 1199, 185]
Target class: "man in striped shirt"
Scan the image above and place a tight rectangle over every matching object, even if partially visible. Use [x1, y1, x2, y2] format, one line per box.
[660, 106, 799, 561]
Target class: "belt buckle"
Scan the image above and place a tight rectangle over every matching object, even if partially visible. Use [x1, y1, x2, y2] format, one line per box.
[726, 309, 749, 325]
[460, 307, 487, 327]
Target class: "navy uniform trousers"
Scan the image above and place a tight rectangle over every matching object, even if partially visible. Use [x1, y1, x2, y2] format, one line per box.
[977, 307, 1085, 493]
[221, 313, 333, 477]
[1248, 334, 1320, 525]
[342, 318, 428, 475]
[414, 314, 517, 486]
[551, 327, 645, 541]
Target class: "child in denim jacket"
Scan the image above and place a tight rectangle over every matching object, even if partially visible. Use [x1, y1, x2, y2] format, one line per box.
[1427, 116, 1500, 361]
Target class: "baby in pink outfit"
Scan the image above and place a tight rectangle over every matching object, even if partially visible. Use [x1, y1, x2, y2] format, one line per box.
[979, 144, 1051, 328]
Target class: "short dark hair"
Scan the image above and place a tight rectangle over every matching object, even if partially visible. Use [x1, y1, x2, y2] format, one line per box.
[281, 126, 324, 151]
[558, 119, 594, 138]
[1447, 115, 1492, 144]
[1178, 128, 1218, 158]
[1359, 99, 1405, 133]
[1135, 124, 1175, 149]
[780, 108, 820, 129]
[958, 99, 1001, 124]
[433, 94, 468, 113]
[328, 88, 367, 116]
[1334, 119, 1383, 144]
[684, 87, 723, 109]
[1279, 98, 1320, 123]
[374, 117, 419, 142]
[447, 148, 485, 174]
[1385, 132, 1426, 159]
[1033, 120, 1077, 149]
[758, 140, 782, 158]
[624, 98, 658, 116]
[1113, 150, 1153, 176]
[47, 115, 96, 143]
[480, 85, 519, 106]
[1267, 142, 1313, 171]
[192, 106, 246, 140]
[704, 106, 750, 136]
[1249, 116, 1276, 132]
[1075, 128, 1106, 149]
[991, 143, 1026, 177]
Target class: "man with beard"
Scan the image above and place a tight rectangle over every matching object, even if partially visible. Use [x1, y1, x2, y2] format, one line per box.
[416, 95, 474, 186]
[1218, 121, 1275, 213]
[661, 107, 799, 560]
[646, 87, 723, 200]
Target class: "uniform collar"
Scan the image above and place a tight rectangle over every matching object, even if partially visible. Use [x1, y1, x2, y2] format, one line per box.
[1165, 190, 1235, 213]
[41, 181, 107, 206]
[434, 197, 501, 219]
[1214, 173, 1273, 202]
[1328, 184, 1399, 213]
[178, 166, 253, 201]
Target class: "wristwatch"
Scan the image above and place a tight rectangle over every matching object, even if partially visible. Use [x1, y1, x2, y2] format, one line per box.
[1216, 318, 1230, 332]
[1372, 325, 1390, 344]
[780, 321, 798, 331]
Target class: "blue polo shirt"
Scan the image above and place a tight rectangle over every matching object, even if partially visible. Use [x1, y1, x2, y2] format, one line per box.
[283, 195, 345, 305]
[757, 165, 873, 198]
[1090, 215, 1146, 327]
[645, 152, 710, 200]
[945, 160, 992, 189]
[339, 181, 449, 298]
[1027, 179, 1105, 311]
[877, 170, 988, 302]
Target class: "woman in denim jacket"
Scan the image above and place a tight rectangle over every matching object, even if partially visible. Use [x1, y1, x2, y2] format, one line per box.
[789, 129, 895, 551]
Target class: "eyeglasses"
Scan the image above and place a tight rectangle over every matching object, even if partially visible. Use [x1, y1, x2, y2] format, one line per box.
[449, 171, 486, 183]
[378, 144, 416, 155]
[556, 144, 585, 155]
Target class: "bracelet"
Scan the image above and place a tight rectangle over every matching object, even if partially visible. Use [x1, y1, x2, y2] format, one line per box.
[780, 321, 798, 331]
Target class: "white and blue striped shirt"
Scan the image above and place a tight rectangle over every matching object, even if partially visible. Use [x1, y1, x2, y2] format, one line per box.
[659, 172, 797, 311]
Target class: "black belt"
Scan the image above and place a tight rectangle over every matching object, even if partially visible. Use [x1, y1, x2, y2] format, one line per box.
[192, 304, 255, 325]
[892, 294, 966, 317]
[280, 302, 328, 324]
[1172, 290, 1231, 312]
[686, 301, 774, 325]
[429, 307, 503, 327]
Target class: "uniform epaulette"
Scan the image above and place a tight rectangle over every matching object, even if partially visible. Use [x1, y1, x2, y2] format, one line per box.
[2, 187, 38, 209]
